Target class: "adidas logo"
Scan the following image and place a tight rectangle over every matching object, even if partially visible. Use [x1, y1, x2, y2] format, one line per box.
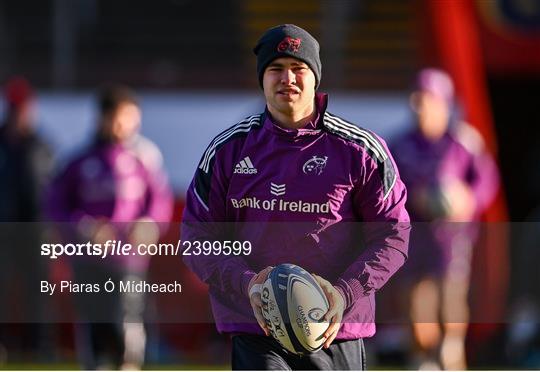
[270, 183, 286, 196]
[234, 156, 258, 174]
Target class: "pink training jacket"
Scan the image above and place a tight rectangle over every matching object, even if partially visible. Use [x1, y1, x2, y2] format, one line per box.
[181, 93, 410, 339]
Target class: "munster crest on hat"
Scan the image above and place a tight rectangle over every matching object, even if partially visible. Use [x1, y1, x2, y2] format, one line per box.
[277, 37, 302, 53]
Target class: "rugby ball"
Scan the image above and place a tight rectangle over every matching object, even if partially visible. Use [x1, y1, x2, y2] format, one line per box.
[260, 263, 330, 355]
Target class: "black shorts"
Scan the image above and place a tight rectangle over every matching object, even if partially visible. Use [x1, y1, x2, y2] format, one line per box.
[232, 334, 366, 370]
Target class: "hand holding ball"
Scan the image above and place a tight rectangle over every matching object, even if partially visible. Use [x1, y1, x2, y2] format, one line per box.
[258, 264, 333, 355]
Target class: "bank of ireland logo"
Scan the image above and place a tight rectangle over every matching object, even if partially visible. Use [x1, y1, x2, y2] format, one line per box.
[270, 183, 286, 196]
[302, 156, 328, 175]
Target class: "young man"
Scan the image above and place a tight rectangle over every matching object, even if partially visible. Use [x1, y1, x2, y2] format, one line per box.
[0, 76, 54, 361]
[47, 85, 173, 370]
[181, 24, 410, 370]
[391, 68, 499, 370]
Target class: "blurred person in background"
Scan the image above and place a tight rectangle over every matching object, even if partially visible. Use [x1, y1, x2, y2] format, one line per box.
[0, 76, 54, 362]
[504, 115, 540, 368]
[506, 203, 540, 367]
[391, 68, 500, 369]
[47, 84, 173, 370]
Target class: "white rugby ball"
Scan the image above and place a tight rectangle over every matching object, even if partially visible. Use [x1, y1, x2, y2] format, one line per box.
[260, 263, 330, 355]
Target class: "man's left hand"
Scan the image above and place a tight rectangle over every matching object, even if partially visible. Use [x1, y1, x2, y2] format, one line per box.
[312, 274, 345, 348]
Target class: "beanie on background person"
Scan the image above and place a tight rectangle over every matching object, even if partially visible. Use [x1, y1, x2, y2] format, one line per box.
[415, 68, 454, 105]
[4, 76, 34, 111]
[253, 24, 322, 89]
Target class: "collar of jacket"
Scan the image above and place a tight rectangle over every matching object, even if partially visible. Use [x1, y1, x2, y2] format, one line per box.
[262, 92, 328, 140]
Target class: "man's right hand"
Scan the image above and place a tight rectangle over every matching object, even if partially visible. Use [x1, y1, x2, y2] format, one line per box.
[247, 266, 274, 336]
[312, 274, 345, 348]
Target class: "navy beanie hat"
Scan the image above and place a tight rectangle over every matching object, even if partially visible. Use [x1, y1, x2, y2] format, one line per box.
[253, 24, 321, 89]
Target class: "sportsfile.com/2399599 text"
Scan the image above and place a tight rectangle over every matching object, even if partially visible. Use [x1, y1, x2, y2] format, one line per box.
[40, 240, 252, 259]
